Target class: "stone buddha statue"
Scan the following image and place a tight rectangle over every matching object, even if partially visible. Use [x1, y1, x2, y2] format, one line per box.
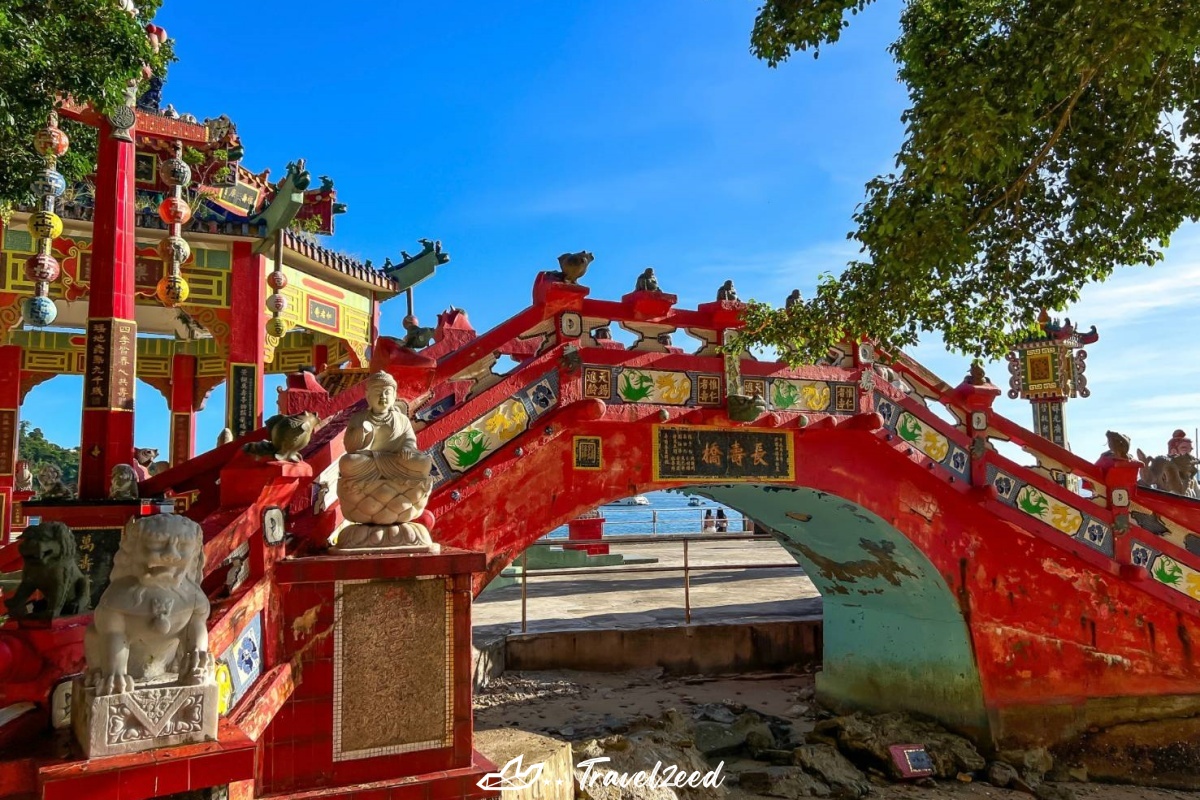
[334, 371, 439, 552]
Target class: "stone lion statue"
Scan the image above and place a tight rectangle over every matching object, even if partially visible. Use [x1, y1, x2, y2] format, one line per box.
[37, 463, 74, 500]
[84, 514, 213, 696]
[110, 464, 139, 500]
[6, 520, 90, 620]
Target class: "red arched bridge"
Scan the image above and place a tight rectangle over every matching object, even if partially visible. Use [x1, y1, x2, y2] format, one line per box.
[3, 274, 1200, 796]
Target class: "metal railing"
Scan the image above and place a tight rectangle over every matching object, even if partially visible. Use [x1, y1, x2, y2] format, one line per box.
[515, 531, 804, 632]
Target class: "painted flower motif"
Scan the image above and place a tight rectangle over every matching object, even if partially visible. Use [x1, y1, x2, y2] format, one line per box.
[529, 383, 555, 409]
[1132, 546, 1151, 566]
[951, 451, 968, 472]
[1084, 521, 1107, 544]
[994, 475, 1014, 498]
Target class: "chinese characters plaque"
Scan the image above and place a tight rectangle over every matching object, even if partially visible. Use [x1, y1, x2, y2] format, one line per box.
[229, 364, 258, 438]
[653, 425, 794, 482]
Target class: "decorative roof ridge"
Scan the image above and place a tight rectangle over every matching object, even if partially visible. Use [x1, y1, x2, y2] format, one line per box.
[281, 229, 399, 291]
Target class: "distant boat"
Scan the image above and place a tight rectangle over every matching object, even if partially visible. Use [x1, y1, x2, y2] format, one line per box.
[606, 495, 650, 507]
[688, 497, 704, 507]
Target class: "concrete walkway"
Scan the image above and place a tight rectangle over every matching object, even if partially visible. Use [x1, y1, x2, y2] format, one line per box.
[473, 536, 822, 638]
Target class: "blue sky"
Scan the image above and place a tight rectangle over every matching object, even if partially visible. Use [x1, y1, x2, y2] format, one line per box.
[23, 0, 1199, 463]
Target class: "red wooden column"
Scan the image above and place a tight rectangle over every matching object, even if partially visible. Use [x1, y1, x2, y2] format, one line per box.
[0, 345, 22, 542]
[79, 119, 137, 500]
[227, 241, 266, 437]
[169, 353, 197, 465]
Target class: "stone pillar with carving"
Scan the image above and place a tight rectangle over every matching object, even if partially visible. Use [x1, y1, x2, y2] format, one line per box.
[72, 514, 218, 757]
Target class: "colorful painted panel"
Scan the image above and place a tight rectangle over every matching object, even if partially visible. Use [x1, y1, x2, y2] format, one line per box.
[432, 372, 559, 484]
[1131, 544, 1200, 606]
[769, 379, 832, 412]
[876, 397, 970, 482]
[652, 425, 795, 482]
[987, 465, 1112, 555]
[614, 368, 693, 405]
[217, 614, 263, 714]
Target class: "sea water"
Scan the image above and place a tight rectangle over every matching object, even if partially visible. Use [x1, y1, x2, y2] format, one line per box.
[543, 491, 747, 539]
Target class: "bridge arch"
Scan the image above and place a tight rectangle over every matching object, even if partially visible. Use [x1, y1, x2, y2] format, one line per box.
[439, 422, 992, 738]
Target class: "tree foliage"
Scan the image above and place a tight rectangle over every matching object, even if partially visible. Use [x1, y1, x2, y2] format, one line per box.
[18, 421, 80, 489]
[0, 0, 172, 212]
[735, 0, 1200, 363]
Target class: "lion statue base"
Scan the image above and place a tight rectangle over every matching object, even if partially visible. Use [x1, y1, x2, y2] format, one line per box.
[73, 514, 218, 757]
[6, 520, 90, 620]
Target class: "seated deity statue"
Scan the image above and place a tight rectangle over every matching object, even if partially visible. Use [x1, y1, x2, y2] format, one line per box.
[335, 371, 439, 552]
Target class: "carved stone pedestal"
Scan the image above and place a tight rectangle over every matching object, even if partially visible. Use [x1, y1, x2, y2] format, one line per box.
[330, 520, 440, 554]
[72, 676, 218, 757]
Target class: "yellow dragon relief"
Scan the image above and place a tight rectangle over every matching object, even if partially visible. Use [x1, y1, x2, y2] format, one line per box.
[655, 373, 691, 404]
[801, 384, 830, 411]
[483, 401, 529, 442]
[1047, 503, 1082, 535]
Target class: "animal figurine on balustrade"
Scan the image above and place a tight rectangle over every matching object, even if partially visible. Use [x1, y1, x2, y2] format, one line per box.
[37, 464, 74, 500]
[636, 268, 661, 293]
[727, 392, 767, 423]
[717, 280, 738, 302]
[1104, 431, 1132, 460]
[14, 459, 32, 492]
[109, 464, 139, 500]
[6, 520, 90, 620]
[399, 315, 437, 350]
[216, 428, 234, 447]
[553, 251, 593, 285]
[243, 411, 320, 463]
[1138, 448, 1200, 497]
[132, 447, 159, 480]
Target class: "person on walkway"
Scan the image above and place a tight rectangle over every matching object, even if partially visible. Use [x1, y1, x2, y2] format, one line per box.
[702, 509, 716, 532]
[716, 509, 728, 533]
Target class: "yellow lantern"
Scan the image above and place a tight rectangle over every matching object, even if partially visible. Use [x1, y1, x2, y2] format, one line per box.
[156, 274, 190, 307]
[265, 317, 288, 337]
[28, 211, 63, 241]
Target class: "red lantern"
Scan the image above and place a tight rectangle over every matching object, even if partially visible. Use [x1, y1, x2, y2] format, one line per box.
[159, 197, 192, 225]
[267, 270, 288, 290]
[24, 253, 60, 283]
[33, 126, 69, 158]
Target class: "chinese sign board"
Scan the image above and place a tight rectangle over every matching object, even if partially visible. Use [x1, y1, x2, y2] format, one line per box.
[73, 527, 122, 609]
[573, 436, 603, 470]
[653, 425, 794, 482]
[229, 364, 258, 437]
[171, 413, 192, 466]
[306, 297, 340, 332]
[0, 409, 15, 475]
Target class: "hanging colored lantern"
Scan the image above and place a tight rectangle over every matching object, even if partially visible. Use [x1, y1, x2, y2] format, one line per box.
[265, 317, 288, 337]
[24, 112, 68, 328]
[33, 123, 69, 159]
[161, 155, 192, 187]
[267, 270, 288, 291]
[158, 196, 192, 225]
[158, 234, 191, 264]
[24, 254, 60, 283]
[28, 211, 63, 240]
[22, 295, 57, 327]
[156, 274, 190, 307]
[31, 169, 66, 198]
[265, 293, 287, 314]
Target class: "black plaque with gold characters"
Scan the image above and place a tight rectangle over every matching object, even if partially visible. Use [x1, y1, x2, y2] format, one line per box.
[74, 527, 122, 609]
[0, 409, 16, 475]
[573, 436, 603, 470]
[653, 425, 794, 482]
[85, 319, 113, 409]
[229, 364, 258, 437]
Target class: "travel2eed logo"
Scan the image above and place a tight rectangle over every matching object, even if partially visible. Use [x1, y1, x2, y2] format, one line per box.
[476, 754, 727, 792]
